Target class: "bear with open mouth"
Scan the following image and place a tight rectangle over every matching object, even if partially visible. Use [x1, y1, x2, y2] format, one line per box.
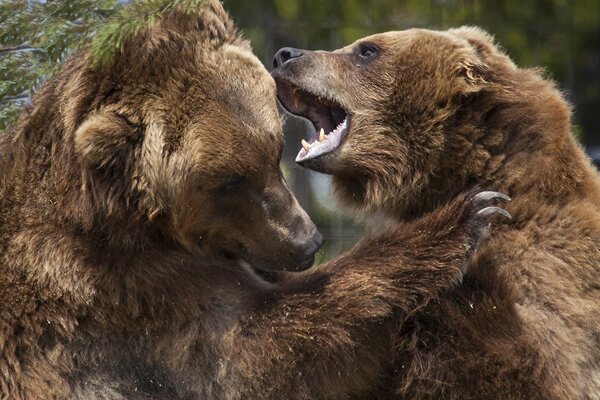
[273, 26, 600, 398]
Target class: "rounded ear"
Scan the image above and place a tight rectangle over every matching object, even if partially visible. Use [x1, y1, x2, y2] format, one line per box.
[448, 27, 495, 91]
[75, 113, 141, 171]
[456, 58, 490, 88]
[75, 113, 144, 216]
[449, 26, 496, 57]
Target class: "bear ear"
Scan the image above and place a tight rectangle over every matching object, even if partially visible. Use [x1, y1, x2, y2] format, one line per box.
[75, 112, 145, 217]
[75, 112, 142, 171]
[449, 26, 493, 90]
[456, 58, 490, 88]
[449, 26, 496, 58]
[192, 0, 242, 48]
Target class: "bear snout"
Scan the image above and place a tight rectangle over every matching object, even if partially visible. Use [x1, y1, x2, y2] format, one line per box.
[288, 229, 323, 270]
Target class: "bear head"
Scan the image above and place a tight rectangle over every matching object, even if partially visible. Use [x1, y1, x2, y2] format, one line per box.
[272, 27, 550, 220]
[24, 1, 321, 271]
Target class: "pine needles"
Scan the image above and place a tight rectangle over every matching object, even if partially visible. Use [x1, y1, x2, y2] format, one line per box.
[0, 0, 209, 131]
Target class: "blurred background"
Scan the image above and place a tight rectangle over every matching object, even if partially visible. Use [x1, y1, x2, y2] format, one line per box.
[1, 0, 599, 260]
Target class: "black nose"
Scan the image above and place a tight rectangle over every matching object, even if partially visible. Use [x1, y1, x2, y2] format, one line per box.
[273, 47, 304, 69]
[290, 230, 323, 269]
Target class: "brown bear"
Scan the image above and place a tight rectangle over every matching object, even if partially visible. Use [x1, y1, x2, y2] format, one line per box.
[0, 4, 508, 400]
[272, 26, 600, 399]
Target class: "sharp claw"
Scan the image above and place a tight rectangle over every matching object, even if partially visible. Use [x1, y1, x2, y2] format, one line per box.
[476, 206, 512, 220]
[473, 191, 512, 204]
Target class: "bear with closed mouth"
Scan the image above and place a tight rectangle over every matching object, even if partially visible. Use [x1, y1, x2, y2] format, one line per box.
[273, 26, 600, 398]
[0, 4, 508, 399]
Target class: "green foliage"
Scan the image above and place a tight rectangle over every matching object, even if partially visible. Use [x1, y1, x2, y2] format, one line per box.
[0, 0, 209, 132]
[0, 0, 121, 131]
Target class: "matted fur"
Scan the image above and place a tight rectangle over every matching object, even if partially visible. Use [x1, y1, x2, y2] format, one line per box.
[0, 4, 505, 400]
[273, 27, 600, 398]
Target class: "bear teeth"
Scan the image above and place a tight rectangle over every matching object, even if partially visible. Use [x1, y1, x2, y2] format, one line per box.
[301, 139, 311, 151]
[302, 129, 329, 151]
[296, 116, 348, 163]
[319, 128, 326, 142]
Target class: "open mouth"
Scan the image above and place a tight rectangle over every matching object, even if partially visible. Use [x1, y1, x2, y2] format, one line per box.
[275, 79, 350, 163]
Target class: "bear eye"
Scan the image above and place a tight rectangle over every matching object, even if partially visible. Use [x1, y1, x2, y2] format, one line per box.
[357, 44, 379, 61]
[221, 175, 247, 191]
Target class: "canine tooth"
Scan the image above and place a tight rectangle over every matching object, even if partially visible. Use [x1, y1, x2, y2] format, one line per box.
[301, 139, 310, 151]
[319, 128, 326, 142]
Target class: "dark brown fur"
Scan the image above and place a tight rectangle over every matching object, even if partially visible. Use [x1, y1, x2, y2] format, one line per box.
[0, 5, 504, 400]
[273, 27, 600, 398]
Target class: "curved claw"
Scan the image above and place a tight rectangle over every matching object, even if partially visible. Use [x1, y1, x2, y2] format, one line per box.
[476, 206, 512, 220]
[473, 191, 512, 204]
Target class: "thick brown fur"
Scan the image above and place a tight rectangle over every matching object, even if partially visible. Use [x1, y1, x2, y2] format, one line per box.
[273, 27, 600, 398]
[0, 5, 506, 400]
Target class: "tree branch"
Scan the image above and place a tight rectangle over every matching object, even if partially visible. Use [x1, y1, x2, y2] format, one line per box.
[0, 45, 43, 54]
[1, 92, 30, 103]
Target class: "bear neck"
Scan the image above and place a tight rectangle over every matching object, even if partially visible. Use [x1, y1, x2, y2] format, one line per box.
[395, 70, 600, 222]
[444, 74, 599, 214]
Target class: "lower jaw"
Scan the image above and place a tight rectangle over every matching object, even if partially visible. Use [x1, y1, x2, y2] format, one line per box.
[295, 150, 340, 174]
